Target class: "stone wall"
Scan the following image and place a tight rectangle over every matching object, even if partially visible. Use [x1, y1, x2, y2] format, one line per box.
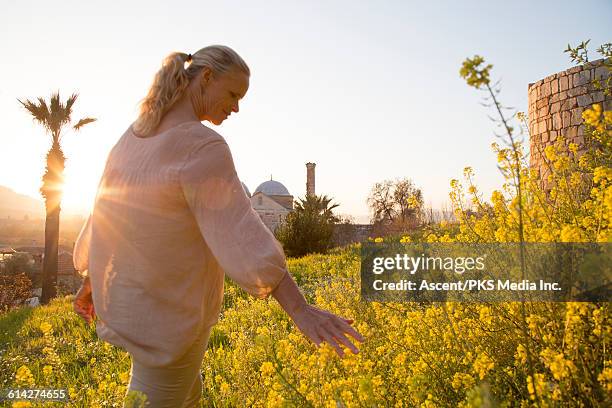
[333, 224, 373, 247]
[528, 58, 611, 181]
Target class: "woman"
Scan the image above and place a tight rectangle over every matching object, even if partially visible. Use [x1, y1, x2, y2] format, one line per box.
[72, 45, 364, 407]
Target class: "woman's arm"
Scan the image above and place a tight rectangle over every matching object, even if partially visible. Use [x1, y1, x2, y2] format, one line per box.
[271, 273, 364, 357]
[180, 134, 364, 355]
[73, 215, 92, 277]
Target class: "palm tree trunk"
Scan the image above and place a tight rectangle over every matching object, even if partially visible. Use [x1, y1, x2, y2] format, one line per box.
[41, 205, 59, 304]
[40, 142, 64, 305]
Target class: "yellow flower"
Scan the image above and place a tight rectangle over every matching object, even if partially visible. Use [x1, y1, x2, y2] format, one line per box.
[15, 365, 35, 387]
[515, 344, 528, 365]
[568, 143, 578, 154]
[11, 402, 33, 408]
[260, 361, 275, 377]
[374, 237, 383, 243]
[220, 381, 230, 394]
[40, 321, 53, 335]
[473, 353, 495, 380]
[42, 365, 53, 377]
[526, 373, 548, 400]
[90, 357, 97, 365]
[598, 367, 612, 392]
[120, 371, 130, 384]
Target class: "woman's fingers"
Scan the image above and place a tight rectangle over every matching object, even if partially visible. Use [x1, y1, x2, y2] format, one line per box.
[333, 318, 365, 343]
[75, 306, 91, 324]
[324, 322, 359, 354]
[73, 292, 95, 324]
[316, 326, 345, 357]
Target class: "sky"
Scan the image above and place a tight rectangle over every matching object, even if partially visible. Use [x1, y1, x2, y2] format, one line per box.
[0, 0, 610, 223]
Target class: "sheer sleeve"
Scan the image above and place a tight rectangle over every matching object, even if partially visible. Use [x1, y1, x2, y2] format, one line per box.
[73, 214, 92, 277]
[179, 138, 289, 298]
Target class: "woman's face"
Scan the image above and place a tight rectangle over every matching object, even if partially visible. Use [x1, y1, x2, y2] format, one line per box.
[193, 67, 249, 125]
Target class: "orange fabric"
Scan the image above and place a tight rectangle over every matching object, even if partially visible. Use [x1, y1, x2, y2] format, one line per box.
[73, 121, 288, 367]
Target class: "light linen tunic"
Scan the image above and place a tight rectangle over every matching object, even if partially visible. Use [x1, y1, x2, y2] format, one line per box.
[73, 121, 288, 367]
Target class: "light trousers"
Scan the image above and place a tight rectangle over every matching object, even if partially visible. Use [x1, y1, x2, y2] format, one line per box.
[123, 325, 212, 408]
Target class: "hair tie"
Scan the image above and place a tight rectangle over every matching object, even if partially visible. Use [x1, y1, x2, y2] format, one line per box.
[187, 53, 192, 62]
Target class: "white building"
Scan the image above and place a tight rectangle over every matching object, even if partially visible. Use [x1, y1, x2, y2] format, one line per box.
[243, 178, 293, 232]
[242, 163, 316, 233]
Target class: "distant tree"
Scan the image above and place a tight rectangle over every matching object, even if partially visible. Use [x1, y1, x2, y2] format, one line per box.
[393, 178, 424, 224]
[0, 272, 32, 312]
[275, 194, 340, 257]
[4, 253, 32, 275]
[18, 92, 95, 304]
[367, 178, 423, 232]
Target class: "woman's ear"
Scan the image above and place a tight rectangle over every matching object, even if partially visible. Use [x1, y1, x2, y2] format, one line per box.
[200, 67, 213, 85]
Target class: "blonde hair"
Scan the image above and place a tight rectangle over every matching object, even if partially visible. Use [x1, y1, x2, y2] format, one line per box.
[133, 45, 250, 137]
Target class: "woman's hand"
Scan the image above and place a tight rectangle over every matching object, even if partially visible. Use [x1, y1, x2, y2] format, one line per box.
[271, 272, 365, 357]
[73, 276, 96, 324]
[290, 303, 364, 358]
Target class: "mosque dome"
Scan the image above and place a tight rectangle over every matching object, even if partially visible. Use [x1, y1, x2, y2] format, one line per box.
[241, 182, 251, 197]
[254, 179, 291, 196]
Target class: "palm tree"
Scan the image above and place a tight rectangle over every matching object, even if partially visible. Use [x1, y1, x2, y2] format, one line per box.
[275, 194, 340, 257]
[18, 92, 96, 304]
[294, 194, 340, 224]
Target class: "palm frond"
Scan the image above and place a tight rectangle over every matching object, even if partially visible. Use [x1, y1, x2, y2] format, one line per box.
[64, 93, 78, 116]
[17, 98, 50, 128]
[48, 91, 67, 134]
[73, 117, 96, 130]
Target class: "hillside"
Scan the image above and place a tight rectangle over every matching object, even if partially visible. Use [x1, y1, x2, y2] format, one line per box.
[0, 185, 44, 220]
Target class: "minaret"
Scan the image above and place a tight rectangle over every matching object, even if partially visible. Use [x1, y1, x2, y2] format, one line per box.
[306, 162, 316, 197]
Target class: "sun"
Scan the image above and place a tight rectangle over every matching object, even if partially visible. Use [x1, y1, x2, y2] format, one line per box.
[61, 169, 99, 215]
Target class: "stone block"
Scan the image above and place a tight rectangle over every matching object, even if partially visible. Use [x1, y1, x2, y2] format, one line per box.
[565, 126, 578, 138]
[542, 82, 551, 97]
[561, 97, 577, 111]
[567, 65, 582, 74]
[538, 105, 549, 116]
[562, 111, 571, 128]
[551, 79, 559, 94]
[591, 91, 605, 103]
[550, 93, 560, 103]
[541, 132, 549, 142]
[594, 66, 610, 80]
[552, 112, 562, 129]
[570, 107, 584, 126]
[577, 94, 593, 107]
[540, 120, 549, 133]
[573, 70, 590, 86]
[549, 130, 558, 140]
[559, 90, 568, 100]
[536, 98, 549, 109]
[577, 125, 586, 137]
[550, 102, 561, 114]
[567, 86, 586, 97]
[604, 99, 612, 111]
[573, 135, 585, 146]
[559, 76, 569, 91]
